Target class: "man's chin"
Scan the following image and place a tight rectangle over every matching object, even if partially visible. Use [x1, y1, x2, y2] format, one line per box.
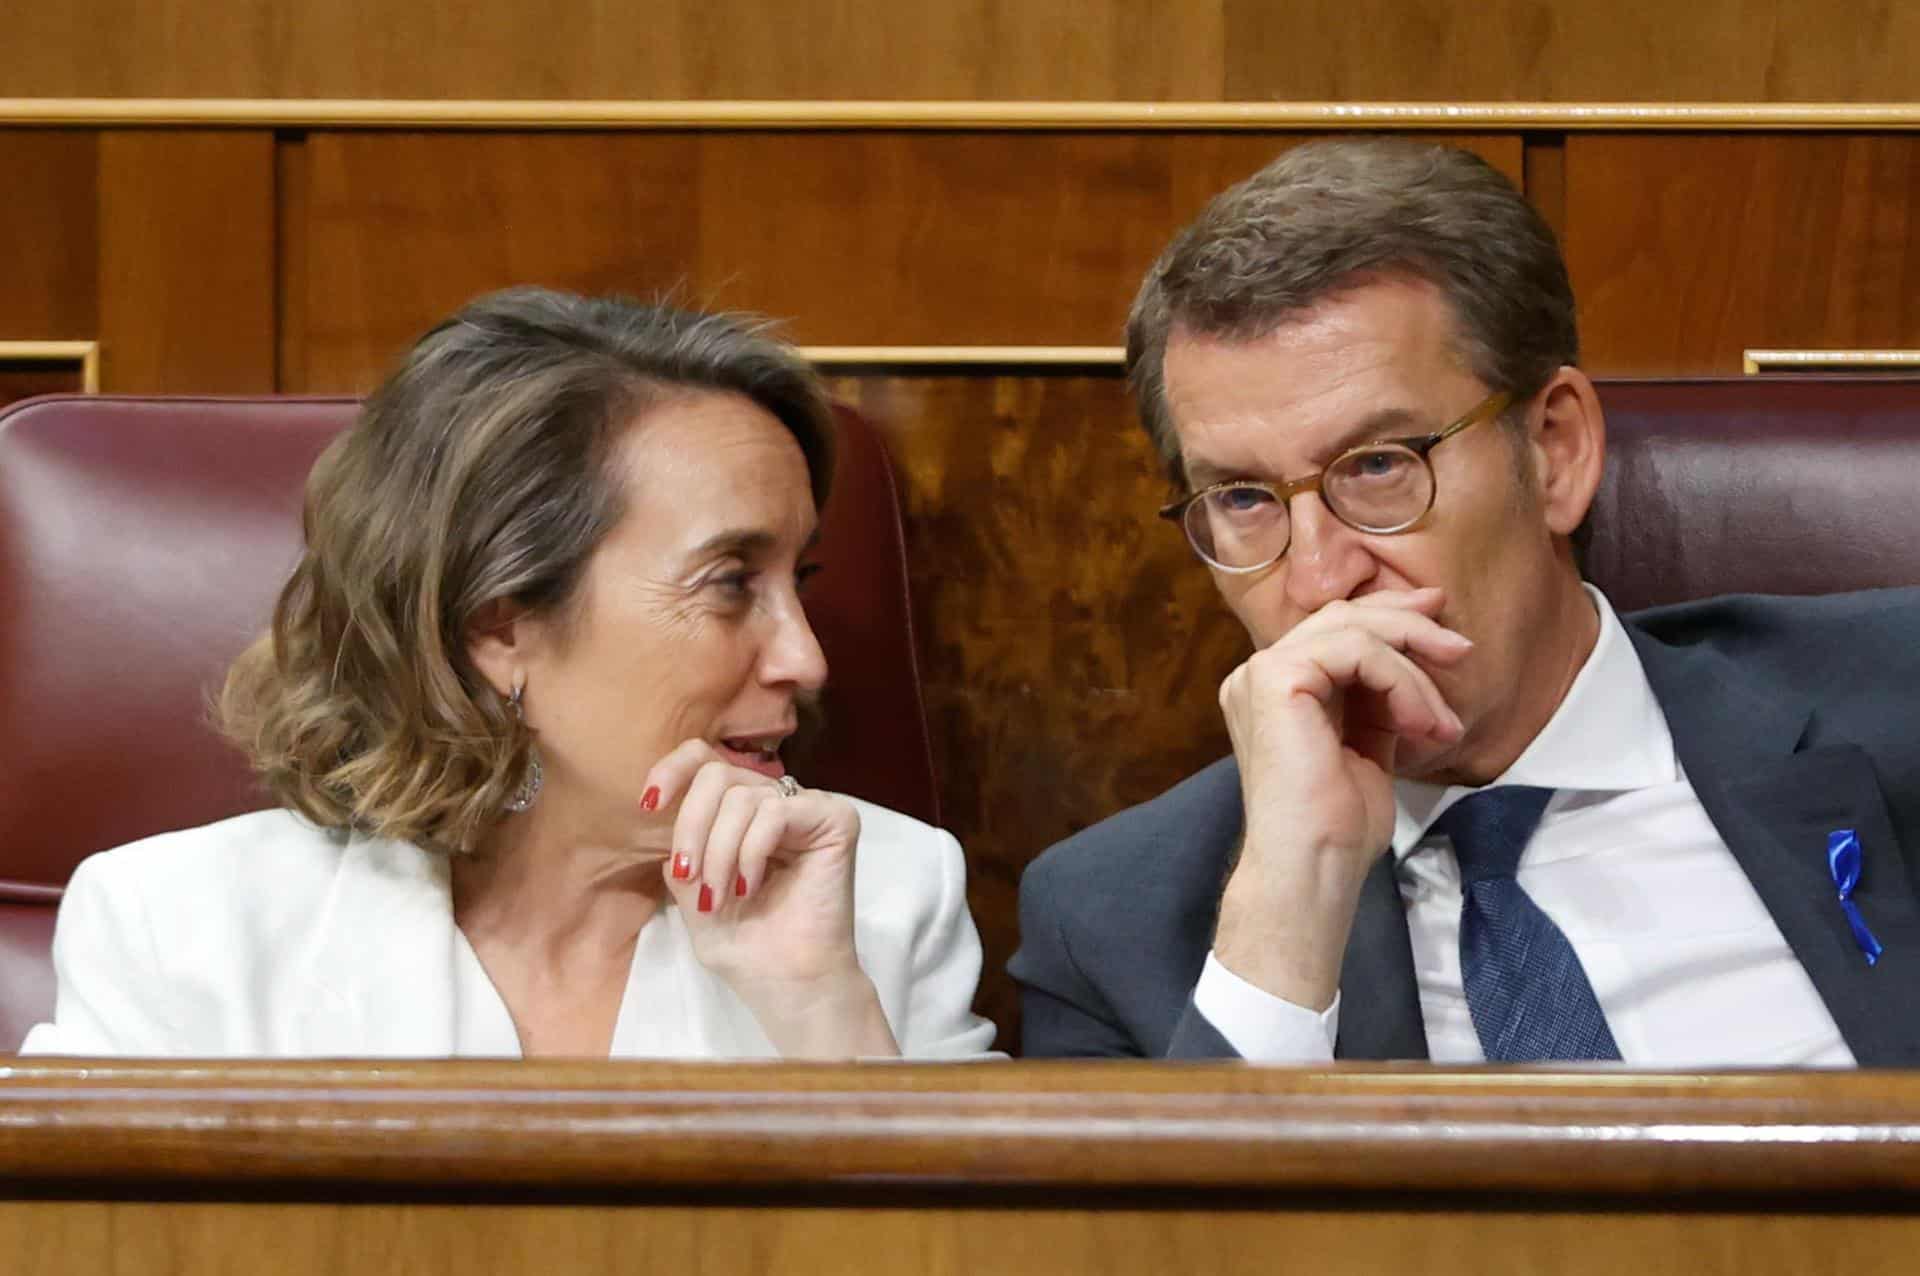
[1396, 731, 1508, 789]
[1393, 735, 1452, 782]
[1393, 731, 1485, 786]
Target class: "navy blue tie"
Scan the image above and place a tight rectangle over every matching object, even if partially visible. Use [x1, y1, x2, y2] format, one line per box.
[1432, 786, 1622, 1062]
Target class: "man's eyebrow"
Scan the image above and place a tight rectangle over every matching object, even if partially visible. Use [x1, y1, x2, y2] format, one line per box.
[1182, 406, 1432, 488]
[1318, 406, 1428, 457]
[1181, 457, 1246, 489]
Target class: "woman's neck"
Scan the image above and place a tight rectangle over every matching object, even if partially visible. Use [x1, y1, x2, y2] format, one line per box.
[452, 810, 670, 1055]
[457, 807, 667, 957]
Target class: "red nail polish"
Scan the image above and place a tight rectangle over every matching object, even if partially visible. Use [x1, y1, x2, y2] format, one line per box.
[734, 873, 748, 897]
[697, 883, 714, 913]
[671, 852, 692, 880]
[640, 786, 660, 812]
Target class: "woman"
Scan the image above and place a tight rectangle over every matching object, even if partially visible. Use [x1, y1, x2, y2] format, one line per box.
[22, 288, 995, 1060]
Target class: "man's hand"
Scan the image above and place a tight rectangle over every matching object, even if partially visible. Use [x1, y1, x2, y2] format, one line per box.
[1212, 587, 1472, 1010]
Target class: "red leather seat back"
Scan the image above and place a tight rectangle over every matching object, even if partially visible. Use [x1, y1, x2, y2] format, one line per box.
[1587, 378, 1920, 611]
[0, 394, 935, 1049]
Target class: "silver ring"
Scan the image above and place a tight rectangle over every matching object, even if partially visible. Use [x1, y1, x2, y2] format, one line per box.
[775, 775, 802, 798]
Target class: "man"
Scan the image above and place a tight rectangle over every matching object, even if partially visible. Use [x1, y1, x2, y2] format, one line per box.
[1011, 139, 1920, 1064]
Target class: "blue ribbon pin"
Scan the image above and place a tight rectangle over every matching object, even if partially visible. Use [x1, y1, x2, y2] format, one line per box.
[1827, 829, 1884, 966]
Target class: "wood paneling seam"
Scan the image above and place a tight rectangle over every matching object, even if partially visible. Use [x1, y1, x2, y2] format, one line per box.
[7, 100, 1920, 130]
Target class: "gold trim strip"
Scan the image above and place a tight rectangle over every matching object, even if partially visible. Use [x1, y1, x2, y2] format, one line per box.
[1743, 349, 1920, 374]
[805, 345, 1124, 367]
[0, 340, 99, 392]
[5, 99, 1920, 131]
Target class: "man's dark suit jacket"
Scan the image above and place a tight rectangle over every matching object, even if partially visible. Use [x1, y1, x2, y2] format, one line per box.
[1011, 589, 1920, 1063]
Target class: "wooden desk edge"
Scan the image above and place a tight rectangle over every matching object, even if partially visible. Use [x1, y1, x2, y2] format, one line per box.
[1, 1059, 1916, 1198]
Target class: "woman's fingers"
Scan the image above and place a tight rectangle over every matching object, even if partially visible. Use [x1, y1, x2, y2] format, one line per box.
[644, 737, 861, 921]
[641, 738, 726, 815]
[670, 758, 747, 905]
[697, 783, 765, 909]
[733, 797, 792, 898]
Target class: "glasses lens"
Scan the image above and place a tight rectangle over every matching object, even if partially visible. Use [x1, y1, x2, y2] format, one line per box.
[1324, 445, 1435, 532]
[1186, 484, 1289, 569]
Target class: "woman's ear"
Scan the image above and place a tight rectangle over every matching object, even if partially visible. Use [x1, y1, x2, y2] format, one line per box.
[466, 598, 527, 700]
[1527, 366, 1606, 538]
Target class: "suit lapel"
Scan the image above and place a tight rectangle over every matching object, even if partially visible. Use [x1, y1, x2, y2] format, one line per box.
[1634, 628, 1920, 1066]
[297, 834, 462, 1057]
[1334, 853, 1430, 1060]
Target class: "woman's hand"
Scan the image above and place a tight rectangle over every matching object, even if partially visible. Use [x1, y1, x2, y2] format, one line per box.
[641, 740, 898, 1057]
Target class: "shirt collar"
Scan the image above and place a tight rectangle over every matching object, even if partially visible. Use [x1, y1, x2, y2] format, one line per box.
[1390, 585, 1677, 857]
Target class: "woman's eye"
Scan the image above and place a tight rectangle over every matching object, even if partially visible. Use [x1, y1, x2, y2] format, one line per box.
[796, 562, 825, 593]
[710, 570, 755, 597]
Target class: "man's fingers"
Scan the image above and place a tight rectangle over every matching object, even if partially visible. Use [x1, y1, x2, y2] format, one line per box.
[1309, 633, 1461, 742]
[1342, 640, 1462, 742]
[1288, 594, 1473, 666]
[1229, 628, 1462, 744]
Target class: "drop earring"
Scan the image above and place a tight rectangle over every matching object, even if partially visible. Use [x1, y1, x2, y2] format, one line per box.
[504, 677, 543, 813]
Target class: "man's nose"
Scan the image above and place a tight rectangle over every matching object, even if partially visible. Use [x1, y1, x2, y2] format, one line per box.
[1283, 493, 1377, 612]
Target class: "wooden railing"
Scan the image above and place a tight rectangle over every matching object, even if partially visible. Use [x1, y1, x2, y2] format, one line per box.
[3, 1061, 1919, 1274]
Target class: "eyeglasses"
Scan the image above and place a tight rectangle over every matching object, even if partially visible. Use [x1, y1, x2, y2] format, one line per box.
[1159, 391, 1513, 574]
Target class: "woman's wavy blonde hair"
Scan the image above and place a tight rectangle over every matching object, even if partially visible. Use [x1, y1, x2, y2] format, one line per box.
[219, 287, 834, 853]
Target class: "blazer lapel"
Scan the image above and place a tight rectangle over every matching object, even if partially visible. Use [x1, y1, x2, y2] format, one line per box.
[1634, 629, 1920, 1066]
[1334, 853, 1430, 1060]
[296, 834, 463, 1057]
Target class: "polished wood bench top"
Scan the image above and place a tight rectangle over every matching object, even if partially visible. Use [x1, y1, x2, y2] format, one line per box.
[5, 1059, 1918, 1200]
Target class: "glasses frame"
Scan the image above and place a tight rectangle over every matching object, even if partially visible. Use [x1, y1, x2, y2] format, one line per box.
[1159, 390, 1514, 574]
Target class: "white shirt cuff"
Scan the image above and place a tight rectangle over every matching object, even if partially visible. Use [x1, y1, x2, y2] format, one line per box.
[1193, 951, 1340, 1063]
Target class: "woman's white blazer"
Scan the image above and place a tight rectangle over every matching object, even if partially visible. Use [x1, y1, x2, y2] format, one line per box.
[20, 798, 997, 1059]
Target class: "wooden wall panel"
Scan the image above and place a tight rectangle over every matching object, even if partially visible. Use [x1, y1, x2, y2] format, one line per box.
[829, 371, 1247, 1043]
[691, 132, 1182, 348]
[6, 1, 1920, 101]
[294, 133, 704, 392]
[1566, 135, 1920, 376]
[9, 1200, 1920, 1276]
[0, 133, 98, 343]
[97, 132, 277, 392]
[1, 0, 1227, 101]
[294, 132, 1520, 392]
[1222, 0, 1920, 103]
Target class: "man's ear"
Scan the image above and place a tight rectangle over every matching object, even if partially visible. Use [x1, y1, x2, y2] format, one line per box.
[466, 597, 529, 700]
[1527, 366, 1606, 538]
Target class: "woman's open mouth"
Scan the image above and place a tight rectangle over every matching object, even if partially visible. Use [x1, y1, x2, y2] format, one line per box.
[718, 735, 787, 779]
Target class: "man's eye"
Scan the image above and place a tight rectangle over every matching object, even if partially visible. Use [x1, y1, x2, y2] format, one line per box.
[710, 571, 755, 597]
[1343, 448, 1418, 481]
[1209, 485, 1276, 515]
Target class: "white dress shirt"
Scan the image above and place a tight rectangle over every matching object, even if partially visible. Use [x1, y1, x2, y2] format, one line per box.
[1194, 587, 1855, 1067]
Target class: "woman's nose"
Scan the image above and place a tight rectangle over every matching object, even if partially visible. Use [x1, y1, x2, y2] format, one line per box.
[764, 601, 829, 691]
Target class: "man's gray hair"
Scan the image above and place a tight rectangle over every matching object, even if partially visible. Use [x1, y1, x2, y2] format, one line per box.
[1126, 139, 1578, 481]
